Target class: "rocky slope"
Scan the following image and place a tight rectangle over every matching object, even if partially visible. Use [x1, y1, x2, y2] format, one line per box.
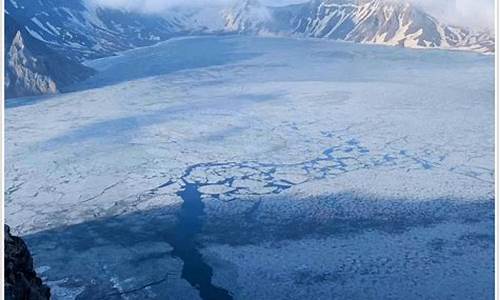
[5, 225, 50, 300]
[5, 0, 192, 61]
[231, 0, 494, 54]
[5, 14, 95, 99]
[6, 0, 494, 59]
[3, 0, 494, 98]
[224, 0, 273, 34]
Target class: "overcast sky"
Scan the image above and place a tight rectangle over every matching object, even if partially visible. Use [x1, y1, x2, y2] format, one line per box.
[410, 0, 494, 31]
[89, 0, 494, 32]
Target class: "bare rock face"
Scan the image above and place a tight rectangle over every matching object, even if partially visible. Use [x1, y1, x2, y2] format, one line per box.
[5, 0, 184, 61]
[4, 225, 50, 300]
[6, 31, 59, 98]
[227, 0, 495, 54]
[6, 0, 495, 60]
[4, 14, 95, 99]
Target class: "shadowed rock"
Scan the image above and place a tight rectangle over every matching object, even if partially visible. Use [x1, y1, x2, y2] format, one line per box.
[4, 225, 50, 300]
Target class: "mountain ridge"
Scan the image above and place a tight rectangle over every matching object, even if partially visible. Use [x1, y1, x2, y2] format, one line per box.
[4, 13, 95, 99]
[6, 0, 494, 60]
[227, 0, 494, 54]
[4, 0, 494, 99]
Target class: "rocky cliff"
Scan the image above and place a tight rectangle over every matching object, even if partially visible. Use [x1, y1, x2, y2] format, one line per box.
[5, 14, 95, 99]
[4, 225, 50, 300]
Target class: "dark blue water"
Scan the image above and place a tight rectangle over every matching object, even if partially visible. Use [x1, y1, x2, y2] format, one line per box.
[171, 182, 233, 300]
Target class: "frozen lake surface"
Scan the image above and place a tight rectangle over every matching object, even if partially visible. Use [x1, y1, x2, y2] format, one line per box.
[5, 36, 494, 299]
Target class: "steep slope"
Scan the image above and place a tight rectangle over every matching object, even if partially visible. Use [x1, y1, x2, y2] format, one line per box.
[5, 225, 51, 300]
[224, 0, 273, 34]
[5, 14, 95, 98]
[229, 0, 495, 54]
[6, 0, 495, 58]
[5, 0, 193, 60]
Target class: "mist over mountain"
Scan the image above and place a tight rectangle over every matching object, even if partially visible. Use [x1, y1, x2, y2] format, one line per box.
[90, 0, 494, 32]
[255, 0, 494, 53]
[4, 0, 495, 98]
[6, 0, 494, 58]
[3, 0, 494, 299]
[406, 0, 494, 32]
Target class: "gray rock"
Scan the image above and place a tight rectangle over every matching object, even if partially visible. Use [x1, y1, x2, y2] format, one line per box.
[6, 0, 495, 60]
[3, 0, 494, 99]
[231, 0, 495, 54]
[4, 225, 50, 300]
[4, 14, 95, 99]
[5, 0, 186, 61]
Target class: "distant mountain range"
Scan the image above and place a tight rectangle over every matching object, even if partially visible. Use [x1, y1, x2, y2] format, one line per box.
[5, 0, 191, 61]
[232, 0, 494, 54]
[4, 0, 495, 98]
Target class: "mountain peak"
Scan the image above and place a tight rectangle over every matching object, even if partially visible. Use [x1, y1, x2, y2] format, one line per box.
[5, 0, 495, 61]
[11, 31, 24, 49]
[224, 0, 272, 33]
[4, 14, 95, 99]
[265, 0, 494, 53]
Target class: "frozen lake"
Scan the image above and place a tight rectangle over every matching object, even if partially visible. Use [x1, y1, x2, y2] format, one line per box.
[5, 36, 494, 299]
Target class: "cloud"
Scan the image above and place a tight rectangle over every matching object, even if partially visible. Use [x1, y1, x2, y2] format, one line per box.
[89, 0, 494, 31]
[408, 0, 494, 31]
[87, 0, 235, 13]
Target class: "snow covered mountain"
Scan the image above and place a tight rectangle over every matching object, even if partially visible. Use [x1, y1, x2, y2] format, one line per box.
[6, 0, 495, 60]
[4, 13, 95, 98]
[223, 0, 274, 34]
[228, 0, 494, 54]
[226, 0, 495, 53]
[293, 0, 494, 53]
[5, 0, 191, 61]
[3, 0, 494, 98]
